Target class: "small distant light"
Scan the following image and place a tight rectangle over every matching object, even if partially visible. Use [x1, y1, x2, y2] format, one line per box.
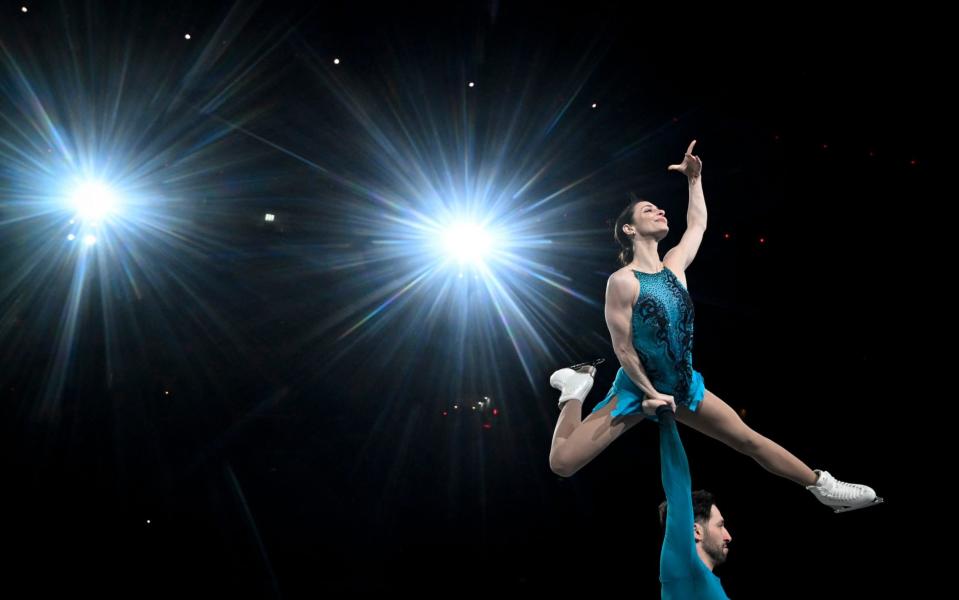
[442, 411, 448, 417]
[265, 213, 275, 222]
[21, 6, 28, 13]
[472, 405, 477, 410]
[492, 408, 499, 416]
[759, 237, 766, 244]
[723, 233, 731, 240]
[468, 82, 475, 88]
[164, 390, 170, 396]
[185, 34, 191, 40]
[910, 159, 918, 166]
[482, 422, 492, 430]
[67, 234, 76, 241]
[822, 144, 829, 150]
[146, 519, 151, 524]
[591, 103, 597, 108]
[333, 58, 340, 65]
[453, 404, 459, 410]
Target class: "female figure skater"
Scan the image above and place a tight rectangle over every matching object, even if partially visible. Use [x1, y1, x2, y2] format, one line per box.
[548, 141, 881, 512]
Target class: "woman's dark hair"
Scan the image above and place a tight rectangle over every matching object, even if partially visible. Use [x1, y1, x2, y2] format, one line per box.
[614, 193, 644, 266]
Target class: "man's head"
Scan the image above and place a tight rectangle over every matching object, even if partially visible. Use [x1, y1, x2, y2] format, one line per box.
[659, 490, 732, 569]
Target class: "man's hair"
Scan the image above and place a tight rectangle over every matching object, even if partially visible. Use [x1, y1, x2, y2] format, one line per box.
[658, 489, 715, 528]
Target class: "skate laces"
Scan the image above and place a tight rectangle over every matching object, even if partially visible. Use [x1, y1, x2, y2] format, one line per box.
[830, 478, 869, 501]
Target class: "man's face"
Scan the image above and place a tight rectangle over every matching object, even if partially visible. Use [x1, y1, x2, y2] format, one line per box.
[698, 505, 732, 565]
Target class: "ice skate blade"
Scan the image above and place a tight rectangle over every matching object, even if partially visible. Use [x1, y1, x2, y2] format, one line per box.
[833, 497, 884, 514]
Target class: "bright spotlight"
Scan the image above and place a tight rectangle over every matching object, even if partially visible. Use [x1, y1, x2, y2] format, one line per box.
[70, 180, 118, 222]
[442, 222, 493, 265]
